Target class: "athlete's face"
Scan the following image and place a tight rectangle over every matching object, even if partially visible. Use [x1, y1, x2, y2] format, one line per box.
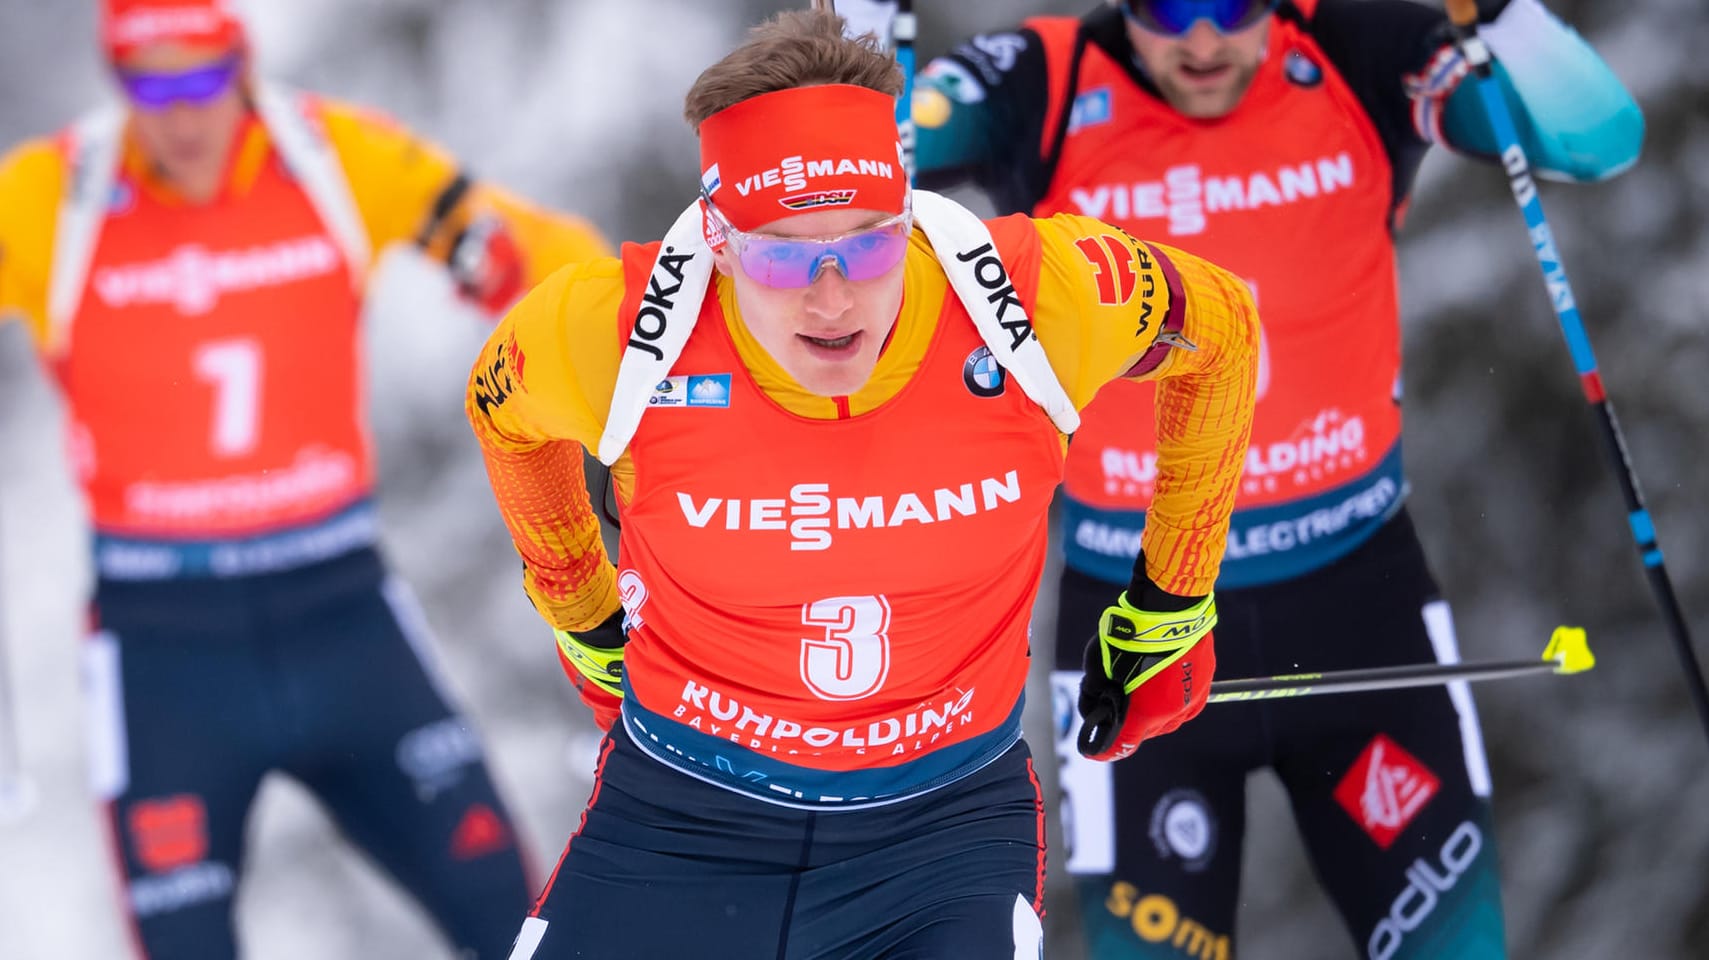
[116, 44, 248, 202]
[715, 207, 908, 398]
[1127, 14, 1271, 119]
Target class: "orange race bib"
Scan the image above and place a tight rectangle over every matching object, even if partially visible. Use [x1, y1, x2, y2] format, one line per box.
[57, 146, 373, 557]
[610, 239, 1066, 807]
[1036, 18, 1406, 587]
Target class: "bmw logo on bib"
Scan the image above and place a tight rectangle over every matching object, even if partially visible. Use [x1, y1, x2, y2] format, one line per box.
[963, 346, 1006, 398]
[1284, 49, 1323, 89]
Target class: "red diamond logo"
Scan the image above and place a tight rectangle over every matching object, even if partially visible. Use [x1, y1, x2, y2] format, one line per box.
[450, 803, 512, 861]
[1333, 734, 1439, 849]
[129, 794, 210, 873]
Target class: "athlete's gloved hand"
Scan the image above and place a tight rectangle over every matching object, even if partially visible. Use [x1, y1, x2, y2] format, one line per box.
[448, 214, 527, 316]
[554, 610, 627, 732]
[1077, 588, 1216, 761]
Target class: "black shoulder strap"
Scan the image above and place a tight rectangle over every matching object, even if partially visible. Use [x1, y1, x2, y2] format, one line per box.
[414, 170, 474, 251]
[1274, 0, 1314, 28]
[1037, 28, 1092, 195]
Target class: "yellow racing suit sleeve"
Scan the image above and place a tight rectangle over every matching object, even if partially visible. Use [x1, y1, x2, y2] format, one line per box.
[318, 100, 610, 288]
[0, 138, 65, 349]
[1030, 213, 1260, 597]
[466, 257, 627, 632]
[475, 184, 614, 286]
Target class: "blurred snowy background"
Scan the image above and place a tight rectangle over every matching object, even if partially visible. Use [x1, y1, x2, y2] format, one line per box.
[0, 0, 1703, 957]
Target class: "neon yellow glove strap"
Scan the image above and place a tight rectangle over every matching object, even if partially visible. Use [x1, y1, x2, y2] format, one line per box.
[1097, 591, 1218, 695]
[554, 627, 625, 698]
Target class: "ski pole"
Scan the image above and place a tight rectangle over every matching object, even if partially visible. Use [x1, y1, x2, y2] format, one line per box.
[1444, 0, 1709, 748]
[1207, 625, 1594, 703]
[820, 0, 917, 181]
[0, 501, 37, 823]
[893, 0, 916, 184]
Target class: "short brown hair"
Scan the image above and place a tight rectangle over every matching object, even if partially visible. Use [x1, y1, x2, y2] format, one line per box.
[683, 10, 902, 131]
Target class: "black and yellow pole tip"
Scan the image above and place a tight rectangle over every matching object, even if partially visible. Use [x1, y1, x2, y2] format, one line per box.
[1543, 626, 1595, 675]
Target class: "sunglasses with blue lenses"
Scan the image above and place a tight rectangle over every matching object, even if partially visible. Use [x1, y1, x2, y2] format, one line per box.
[703, 193, 914, 290]
[1120, 0, 1280, 37]
[116, 57, 242, 110]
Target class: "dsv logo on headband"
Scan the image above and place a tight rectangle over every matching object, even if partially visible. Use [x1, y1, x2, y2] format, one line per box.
[780, 189, 858, 211]
[628, 246, 696, 361]
[733, 155, 898, 199]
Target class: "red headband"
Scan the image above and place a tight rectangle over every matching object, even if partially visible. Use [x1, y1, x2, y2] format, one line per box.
[103, 0, 245, 61]
[698, 84, 906, 242]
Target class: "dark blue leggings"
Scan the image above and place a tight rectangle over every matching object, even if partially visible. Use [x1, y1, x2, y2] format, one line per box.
[1050, 512, 1506, 959]
[86, 548, 532, 959]
[514, 733, 1048, 960]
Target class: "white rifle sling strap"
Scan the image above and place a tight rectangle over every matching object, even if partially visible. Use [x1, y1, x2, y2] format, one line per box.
[910, 189, 1078, 433]
[596, 201, 717, 465]
[46, 106, 125, 353]
[48, 84, 372, 351]
[596, 191, 1080, 463]
[252, 83, 371, 282]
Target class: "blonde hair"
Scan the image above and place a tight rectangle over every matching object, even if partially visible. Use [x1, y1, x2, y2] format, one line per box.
[683, 9, 903, 131]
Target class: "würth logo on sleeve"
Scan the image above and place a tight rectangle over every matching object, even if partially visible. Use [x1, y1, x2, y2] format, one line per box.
[1334, 734, 1440, 849]
[472, 335, 524, 417]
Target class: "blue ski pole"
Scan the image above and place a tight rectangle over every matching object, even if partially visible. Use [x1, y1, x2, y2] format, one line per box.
[1445, 0, 1709, 747]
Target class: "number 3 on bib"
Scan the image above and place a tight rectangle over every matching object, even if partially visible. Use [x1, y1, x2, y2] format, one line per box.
[800, 595, 892, 701]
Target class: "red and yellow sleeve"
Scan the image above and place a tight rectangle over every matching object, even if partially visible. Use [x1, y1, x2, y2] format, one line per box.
[318, 99, 609, 286]
[466, 257, 628, 632]
[1030, 214, 1260, 597]
[0, 138, 66, 350]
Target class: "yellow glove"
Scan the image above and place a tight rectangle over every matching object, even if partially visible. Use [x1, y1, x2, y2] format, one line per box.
[553, 611, 627, 729]
[1078, 591, 1217, 761]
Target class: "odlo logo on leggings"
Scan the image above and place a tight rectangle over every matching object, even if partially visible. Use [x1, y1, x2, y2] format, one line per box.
[1333, 734, 1439, 849]
[1368, 820, 1485, 960]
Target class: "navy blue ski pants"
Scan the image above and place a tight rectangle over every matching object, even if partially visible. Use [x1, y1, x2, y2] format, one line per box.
[511, 732, 1048, 960]
[85, 547, 533, 958]
[1049, 511, 1506, 959]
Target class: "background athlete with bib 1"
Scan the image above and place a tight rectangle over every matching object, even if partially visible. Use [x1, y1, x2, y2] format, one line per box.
[0, 1, 610, 956]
